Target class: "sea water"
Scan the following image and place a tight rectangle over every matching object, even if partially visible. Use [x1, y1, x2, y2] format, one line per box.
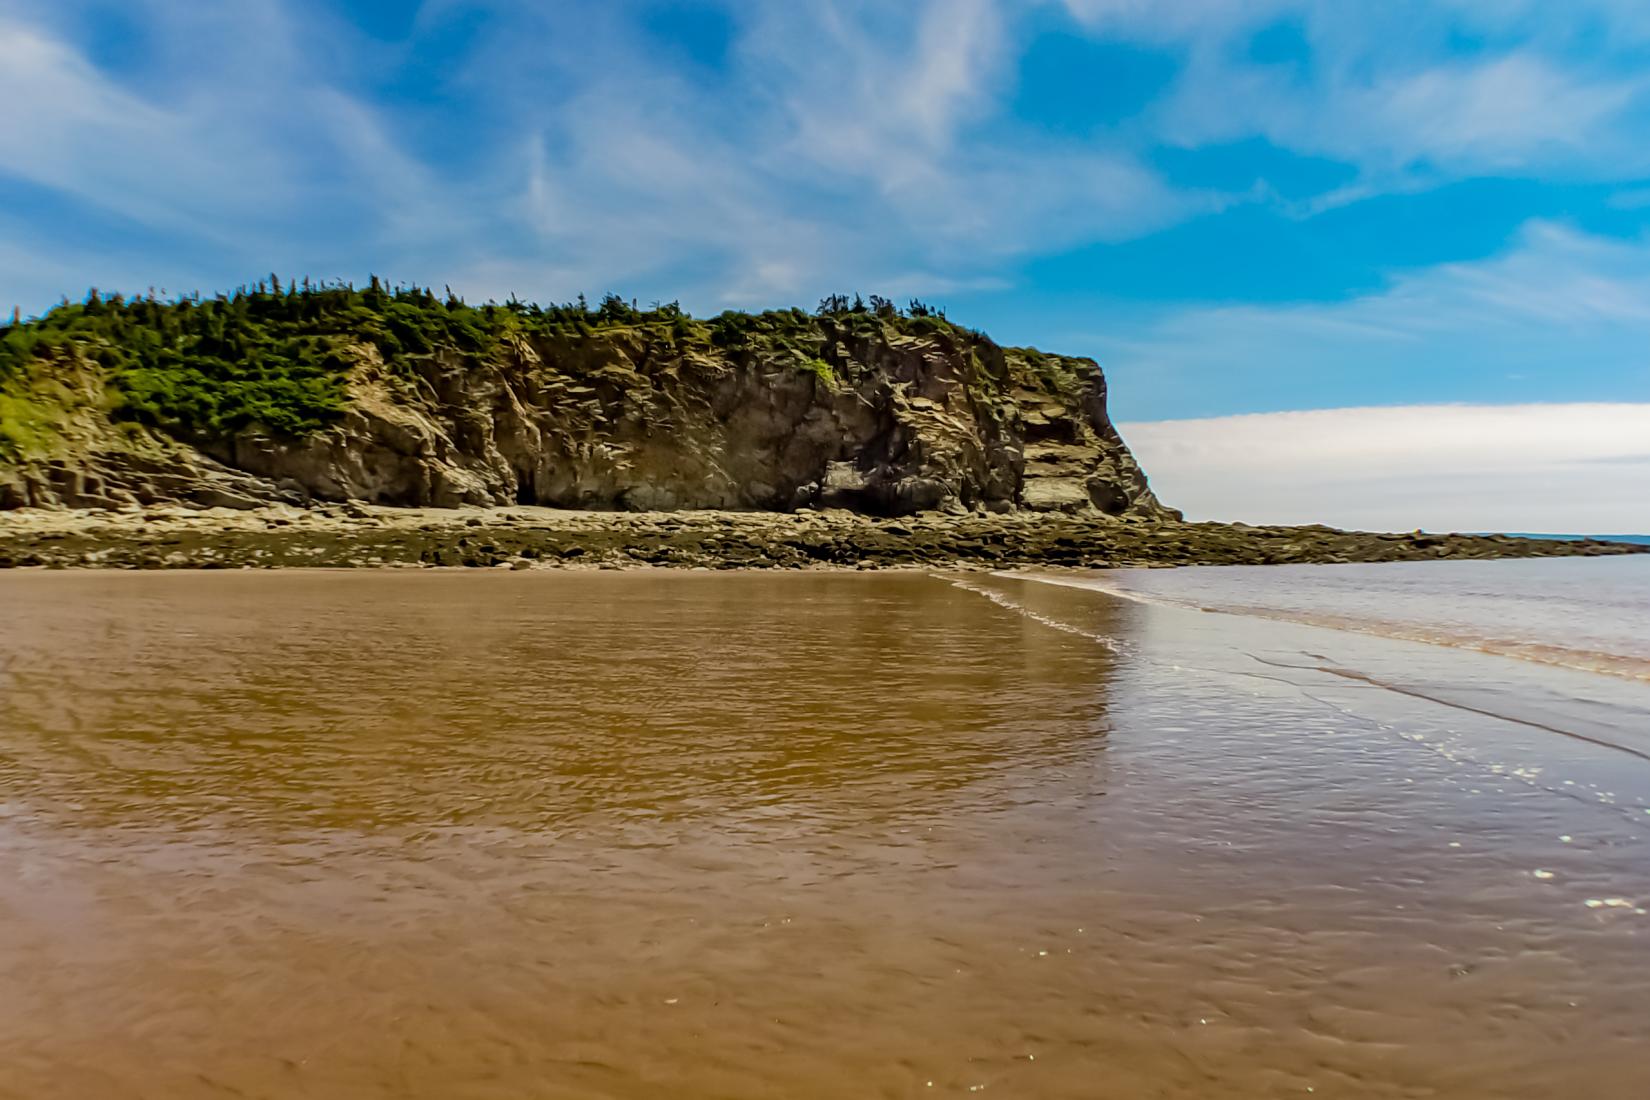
[1029, 555, 1650, 682]
[1, 567, 1647, 1098]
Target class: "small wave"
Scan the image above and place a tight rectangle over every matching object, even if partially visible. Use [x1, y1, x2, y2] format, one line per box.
[1245, 652, 1650, 764]
[946, 577, 1126, 653]
[1011, 571, 1650, 684]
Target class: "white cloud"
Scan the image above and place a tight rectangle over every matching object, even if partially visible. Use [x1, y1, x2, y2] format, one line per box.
[5, 0, 1650, 333]
[1163, 47, 1645, 179]
[0, 0, 1212, 312]
[1236, 53, 1636, 175]
[1360, 55, 1640, 169]
[756, 0, 1007, 192]
[1092, 221, 1650, 419]
[0, 22, 248, 234]
[0, 0, 484, 303]
[1065, 0, 1650, 179]
[402, 0, 1203, 305]
[1061, 0, 1284, 40]
[1119, 403, 1650, 533]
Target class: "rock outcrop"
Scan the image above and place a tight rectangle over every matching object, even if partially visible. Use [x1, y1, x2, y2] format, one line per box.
[3, 504, 1643, 572]
[1, 313, 1173, 520]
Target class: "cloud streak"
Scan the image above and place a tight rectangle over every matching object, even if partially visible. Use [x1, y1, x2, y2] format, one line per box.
[1093, 221, 1650, 420]
[13, 0, 1650, 315]
[1056, 0, 1650, 215]
[1120, 403, 1650, 532]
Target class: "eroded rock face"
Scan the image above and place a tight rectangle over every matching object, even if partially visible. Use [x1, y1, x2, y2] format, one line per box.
[0, 448, 304, 512]
[1, 322, 1173, 519]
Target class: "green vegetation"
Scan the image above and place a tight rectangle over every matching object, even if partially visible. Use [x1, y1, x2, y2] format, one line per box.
[800, 358, 839, 389]
[0, 279, 1032, 450]
[0, 391, 57, 462]
[1012, 346, 1087, 395]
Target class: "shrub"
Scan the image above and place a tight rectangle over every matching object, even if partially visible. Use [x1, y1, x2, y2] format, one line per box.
[0, 281, 994, 446]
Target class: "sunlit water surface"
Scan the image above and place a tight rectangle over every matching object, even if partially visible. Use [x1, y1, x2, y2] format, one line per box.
[2, 567, 1648, 1099]
[1035, 555, 1650, 681]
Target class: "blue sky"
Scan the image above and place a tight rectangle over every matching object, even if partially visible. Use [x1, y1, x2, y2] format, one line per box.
[2, 0, 1648, 527]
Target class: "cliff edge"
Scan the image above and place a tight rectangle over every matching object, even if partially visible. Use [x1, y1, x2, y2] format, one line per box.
[0, 285, 1172, 519]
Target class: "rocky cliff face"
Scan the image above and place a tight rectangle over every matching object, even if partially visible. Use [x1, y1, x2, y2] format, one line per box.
[1, 308, 1171, 519]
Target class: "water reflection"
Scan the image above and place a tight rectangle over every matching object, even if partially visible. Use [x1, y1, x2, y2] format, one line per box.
[1, 570, 1647, 1099]
[1, 573, 1118, 837]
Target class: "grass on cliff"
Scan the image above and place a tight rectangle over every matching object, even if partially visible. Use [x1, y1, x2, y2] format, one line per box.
[0, 392, 57, 461]
[0, 283, 1082, 450]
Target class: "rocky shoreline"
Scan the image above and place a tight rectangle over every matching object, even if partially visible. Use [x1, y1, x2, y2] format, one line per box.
[0, 504, 1643, 571]
[10, 291, 1642, 575]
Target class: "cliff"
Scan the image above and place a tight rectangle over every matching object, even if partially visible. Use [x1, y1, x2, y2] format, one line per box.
[0, 286, 1171, 519]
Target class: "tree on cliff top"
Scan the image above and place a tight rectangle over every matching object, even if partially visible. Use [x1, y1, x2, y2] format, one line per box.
[0, 281, 970, 444]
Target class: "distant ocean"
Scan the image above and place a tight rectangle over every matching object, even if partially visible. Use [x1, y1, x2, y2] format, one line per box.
[1501, 533, 1650, 545]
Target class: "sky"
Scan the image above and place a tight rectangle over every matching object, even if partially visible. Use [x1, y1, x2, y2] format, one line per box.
[2, 0, 1648, 531]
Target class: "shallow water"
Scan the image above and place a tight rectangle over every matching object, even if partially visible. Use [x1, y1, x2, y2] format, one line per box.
[1037, 555, 1650, 681]
[1, 569, 1648, 1099]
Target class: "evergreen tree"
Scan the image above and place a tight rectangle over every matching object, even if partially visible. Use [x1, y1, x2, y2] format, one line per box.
[0, 278, 968, 446]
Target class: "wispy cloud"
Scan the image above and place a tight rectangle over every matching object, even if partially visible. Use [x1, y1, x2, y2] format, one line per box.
[0, 0, 1223, 311]
[1120, 403, 1650, 532]
[5, 0, 1650, 423]
[1165, 50, 1646, 177]
[1093, 221, 1650, 419]
[0, 19, 275, 235]
[0, 0, 476, 301]
[1066, 0, 1650, 180]
[467, 0, 1202, 305]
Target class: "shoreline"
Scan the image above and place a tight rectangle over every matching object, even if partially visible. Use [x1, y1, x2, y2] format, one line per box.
[2, 504, 1645, 570]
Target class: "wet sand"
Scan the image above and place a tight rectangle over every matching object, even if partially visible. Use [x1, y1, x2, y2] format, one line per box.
[1, 571, 1648, 1098]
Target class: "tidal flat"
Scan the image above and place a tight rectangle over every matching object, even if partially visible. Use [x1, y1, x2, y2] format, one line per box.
[0, 502, 1644, 571]
[2, 568, 1647, 1098]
